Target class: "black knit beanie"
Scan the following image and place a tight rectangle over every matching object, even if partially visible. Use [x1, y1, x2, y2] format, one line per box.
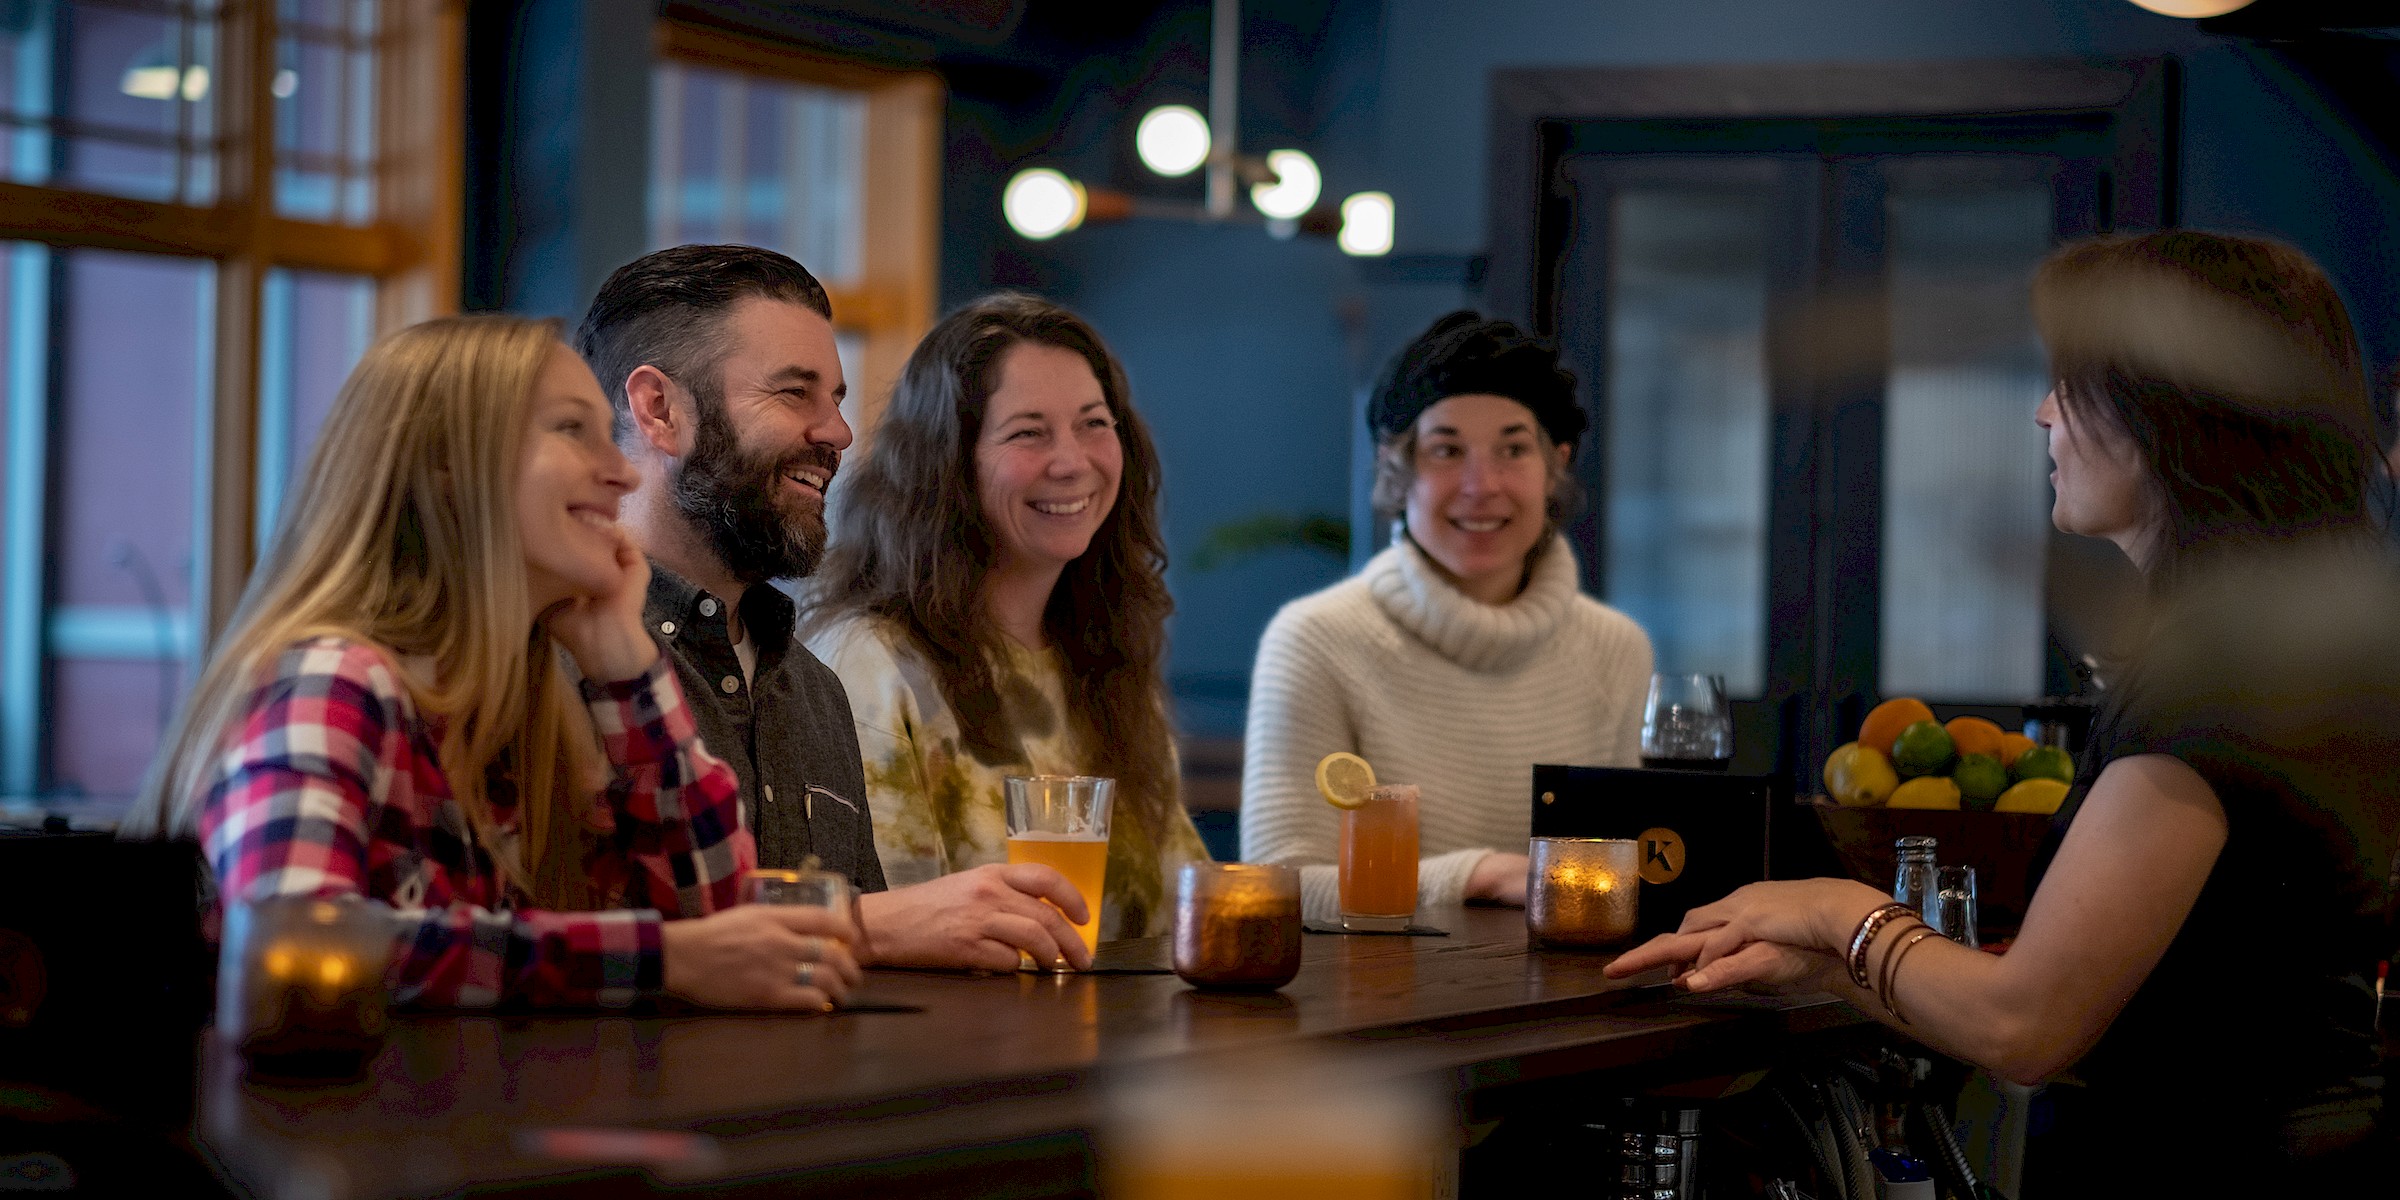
[1366, 311, 1587, 449]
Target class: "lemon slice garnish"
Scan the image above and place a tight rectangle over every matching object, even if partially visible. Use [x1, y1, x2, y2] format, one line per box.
[1314, 751, 1377, 810]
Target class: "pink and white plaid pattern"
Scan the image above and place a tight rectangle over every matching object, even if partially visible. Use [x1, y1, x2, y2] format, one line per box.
[198, 637, 752, 1008]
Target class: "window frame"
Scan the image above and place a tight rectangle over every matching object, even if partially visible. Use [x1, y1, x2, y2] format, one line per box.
[0, 0, 462, 802]
[653, 18, 941, 441]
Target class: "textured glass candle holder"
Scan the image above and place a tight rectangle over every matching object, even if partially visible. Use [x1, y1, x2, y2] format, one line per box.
[218, 895, 396, 1080]
[1526, 837, 1641, 948]
[1172, 863, 1303, 991]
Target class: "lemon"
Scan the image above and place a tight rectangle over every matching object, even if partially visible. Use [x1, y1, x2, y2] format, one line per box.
[1822, 742, 1898, 807]
[1887, 776, 1962, 811]
[1995, 778, 2070, 816]
[1314, 751, 1377, 809]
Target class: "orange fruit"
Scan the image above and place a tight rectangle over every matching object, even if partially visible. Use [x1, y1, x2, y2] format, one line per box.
[1858, 697, 1936, 759]
[1944, 716, 2006, 761]
[1997, 732, 2036, 768]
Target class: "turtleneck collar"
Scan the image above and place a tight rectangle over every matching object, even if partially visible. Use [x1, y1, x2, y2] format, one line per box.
[1364, 532, 1579, 673]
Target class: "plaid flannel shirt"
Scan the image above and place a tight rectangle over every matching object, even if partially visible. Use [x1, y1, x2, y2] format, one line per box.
[199, 637, 752, 1008]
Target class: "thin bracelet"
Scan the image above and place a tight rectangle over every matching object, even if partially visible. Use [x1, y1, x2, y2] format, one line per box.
[1847, 903, 1916, 988]
[1879, 926, 1940, 1025]
[1871, 918, 1928, 1010]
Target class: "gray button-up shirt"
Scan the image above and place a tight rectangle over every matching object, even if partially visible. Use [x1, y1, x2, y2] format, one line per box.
[643, 561, 887, 892]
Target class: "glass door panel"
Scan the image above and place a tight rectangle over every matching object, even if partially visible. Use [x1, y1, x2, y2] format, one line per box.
[1601, 188, 1773, 695]
[1878, 160, 2058, 701]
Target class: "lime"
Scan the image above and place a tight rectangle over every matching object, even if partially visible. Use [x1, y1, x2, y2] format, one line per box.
[1887, 776, 1961, 810]
[1953, 753, 2007, 810]
[1314, 751, 1377, 809]
[1996, 778, 2071, 815]
[1890, 721, 1955, 779]
[2011, 745, 2075, 786]
[1822, 742, 1899, 807]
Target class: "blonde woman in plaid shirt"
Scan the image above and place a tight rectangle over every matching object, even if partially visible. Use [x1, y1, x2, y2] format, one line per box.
[127, 316, 859, 1011]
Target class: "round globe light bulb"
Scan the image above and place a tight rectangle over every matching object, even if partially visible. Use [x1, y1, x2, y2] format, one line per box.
[1136, 105, 1211, 178]
[1338, 192, 1395, 257]
[1003, 168, 1087, 240]
[1249, 149, 1322, 221]
[2124, 0, 2255, 15]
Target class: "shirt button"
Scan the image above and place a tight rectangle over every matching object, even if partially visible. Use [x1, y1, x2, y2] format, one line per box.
[763, 784, 776, 804]
[720, 675, 740, 694]
[699, 598, 719, 617]
[658, 621, 677, 636]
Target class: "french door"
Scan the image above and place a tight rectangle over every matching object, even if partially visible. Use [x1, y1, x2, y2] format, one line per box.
[1546, 119, 2147, 789]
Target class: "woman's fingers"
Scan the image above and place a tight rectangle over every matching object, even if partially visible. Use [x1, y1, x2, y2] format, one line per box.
[1603, 931, 1706, 977]
[1678, 940, 1825, 993]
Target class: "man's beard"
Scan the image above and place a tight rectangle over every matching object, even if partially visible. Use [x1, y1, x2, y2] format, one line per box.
[669, 396, 838, 586]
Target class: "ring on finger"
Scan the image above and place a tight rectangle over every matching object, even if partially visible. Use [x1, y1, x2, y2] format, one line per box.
[795, 960, 817, 988]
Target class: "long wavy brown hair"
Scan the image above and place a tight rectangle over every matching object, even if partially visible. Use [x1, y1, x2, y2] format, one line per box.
[808, 293, 1178, 849]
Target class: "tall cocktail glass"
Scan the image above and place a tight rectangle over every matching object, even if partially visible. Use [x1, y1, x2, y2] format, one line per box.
[1004, 774, 1115, 961]
[1338, 784, 1419, 932]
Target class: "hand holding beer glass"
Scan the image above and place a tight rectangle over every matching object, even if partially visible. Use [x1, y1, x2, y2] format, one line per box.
[1005, 774, 1114, 967]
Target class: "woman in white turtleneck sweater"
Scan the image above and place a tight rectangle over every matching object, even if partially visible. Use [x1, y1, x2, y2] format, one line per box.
[1240, 313, 1654, 915]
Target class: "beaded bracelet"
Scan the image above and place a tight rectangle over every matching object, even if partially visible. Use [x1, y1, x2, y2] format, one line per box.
[1878, 926, 1941, 1026]
[1846, 902, 1917, 988]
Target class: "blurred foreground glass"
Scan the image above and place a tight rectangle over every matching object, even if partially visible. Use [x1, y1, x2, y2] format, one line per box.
[1339, 784, 1419, 932]
[1105, 1050, 1441, 1199]
[217, 895, 395, 1080]
[1005, 774, 1114, 959]
[1525, 838, 1640, 948]
[1931, 865, 1979, 949]
[1173, 863, 1302, 990]
[744, 866, 853, 911]
[1641, 673, 1733, 769]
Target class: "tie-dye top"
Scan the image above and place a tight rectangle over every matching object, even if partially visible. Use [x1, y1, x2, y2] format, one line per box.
[803, 614, 1210, 941]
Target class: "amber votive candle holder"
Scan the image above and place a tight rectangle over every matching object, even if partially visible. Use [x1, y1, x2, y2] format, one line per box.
[1172, 863, 1303, 991]
[1525, 837, 1641, 948]
[217, 895, 397, 1080]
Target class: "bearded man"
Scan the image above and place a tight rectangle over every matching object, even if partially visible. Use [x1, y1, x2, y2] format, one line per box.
[577, 245, 1095, 972]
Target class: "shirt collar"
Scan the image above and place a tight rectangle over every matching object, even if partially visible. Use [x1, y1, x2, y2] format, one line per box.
[643, 558, 796, 650]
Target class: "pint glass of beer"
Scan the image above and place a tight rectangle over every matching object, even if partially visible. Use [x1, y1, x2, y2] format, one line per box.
[1004, 774, 1115, 961]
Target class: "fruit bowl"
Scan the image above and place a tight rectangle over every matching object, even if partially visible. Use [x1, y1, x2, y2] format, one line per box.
[1811, 801, 2055, 934]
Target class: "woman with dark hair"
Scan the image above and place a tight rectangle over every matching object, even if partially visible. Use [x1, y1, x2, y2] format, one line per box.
[1609, 231, 2400, 1190]
[804, 293, 1208, 942]
[1241, 312, 1654, 916]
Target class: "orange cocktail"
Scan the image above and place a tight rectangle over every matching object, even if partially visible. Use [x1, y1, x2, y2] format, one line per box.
[1338, 784, 1418, 932]
[1005, 830, 1109, 954]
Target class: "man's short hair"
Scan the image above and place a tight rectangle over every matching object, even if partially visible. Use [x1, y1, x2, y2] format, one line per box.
[575, 244, 834, 436]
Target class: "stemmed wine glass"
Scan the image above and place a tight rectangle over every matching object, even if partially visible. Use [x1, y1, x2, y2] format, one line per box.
[1640, 673, 1733, 771]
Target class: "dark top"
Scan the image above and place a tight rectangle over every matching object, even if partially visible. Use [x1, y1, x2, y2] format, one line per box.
[2029, 547, 2400, 1167]
[643, 561, 887, 892]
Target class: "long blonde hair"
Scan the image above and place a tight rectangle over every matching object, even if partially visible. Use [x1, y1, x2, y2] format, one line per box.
[128, 315, 602, 908]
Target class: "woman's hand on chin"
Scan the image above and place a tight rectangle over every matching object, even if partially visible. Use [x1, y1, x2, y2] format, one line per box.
[545, 526, 659, 683]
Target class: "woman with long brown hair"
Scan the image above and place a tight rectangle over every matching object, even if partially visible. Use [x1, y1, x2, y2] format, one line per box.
[129, 315, 860, 1011]
[805, 293, 1208, 942]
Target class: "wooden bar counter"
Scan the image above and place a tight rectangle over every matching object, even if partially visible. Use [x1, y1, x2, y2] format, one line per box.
[199, 906, 1868, 1199]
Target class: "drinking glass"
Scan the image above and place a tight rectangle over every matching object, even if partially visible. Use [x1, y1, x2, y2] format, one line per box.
[1931, 865, 1979, 949]
[1641, 673, 1733, 770]
[743, 866, 870, 974]
[1005, 774, 1115, 960]
[1339, 784, 1420, 932]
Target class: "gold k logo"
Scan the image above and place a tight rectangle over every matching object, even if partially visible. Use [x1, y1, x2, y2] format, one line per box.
[1636, 827, 1685, 885]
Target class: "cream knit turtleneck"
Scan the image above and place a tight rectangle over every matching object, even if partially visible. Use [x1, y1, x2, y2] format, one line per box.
[1239, 535, 1655, 917]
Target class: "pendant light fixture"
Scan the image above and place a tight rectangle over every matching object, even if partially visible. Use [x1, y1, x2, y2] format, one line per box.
[1002, 0, 1393, 255]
